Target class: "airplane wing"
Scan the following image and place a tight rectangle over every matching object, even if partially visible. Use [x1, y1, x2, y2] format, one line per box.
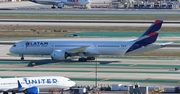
[158, 42, 173, 47]
[45, 1, 61, 5]
[66, 46, 89, 53]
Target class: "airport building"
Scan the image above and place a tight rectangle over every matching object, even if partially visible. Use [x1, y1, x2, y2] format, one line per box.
[0, 0, 179, 9]
[112, 0, 180, 9]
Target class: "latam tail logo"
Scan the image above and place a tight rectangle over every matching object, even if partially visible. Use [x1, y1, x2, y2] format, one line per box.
[126, 18, 164, 53]
[25, 42, 30, 49]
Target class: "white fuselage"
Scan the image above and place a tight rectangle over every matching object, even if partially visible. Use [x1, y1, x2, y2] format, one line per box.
[9, 18, 166, 61]
[0, 76, 75, 91]
[9, 39, 135, 56]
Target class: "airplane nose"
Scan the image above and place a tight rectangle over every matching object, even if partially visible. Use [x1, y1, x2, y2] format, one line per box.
[9, 47, 15, 53]
[71, 81, 76, 86]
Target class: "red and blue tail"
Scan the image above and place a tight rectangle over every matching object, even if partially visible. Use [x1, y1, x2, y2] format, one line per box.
[126, 18, 164, 53]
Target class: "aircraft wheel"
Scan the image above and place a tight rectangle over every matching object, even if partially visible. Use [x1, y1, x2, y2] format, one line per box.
[87, 57, 95, 60]
[12, 91, 15, 94]
[78, 58, 82, 62]
[91, 57, 95, 60]
[60, 89, 64, 94]
[21, 57, 24, 60]
[87, 57, 91, 60]
[78, 58, 87, 62]
[51, 6, 56, 9]
[3, 92, 8, 94]
[51, 56, 54, 60]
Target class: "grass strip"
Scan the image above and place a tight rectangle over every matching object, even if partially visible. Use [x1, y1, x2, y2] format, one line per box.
[0, 14, 180, 20]
[0, 26, 180, 39]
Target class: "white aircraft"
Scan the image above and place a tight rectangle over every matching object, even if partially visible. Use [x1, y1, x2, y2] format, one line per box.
[30, 0, 91, 9]
[0, 76, 76, 94]
[9, 18, 171, 62]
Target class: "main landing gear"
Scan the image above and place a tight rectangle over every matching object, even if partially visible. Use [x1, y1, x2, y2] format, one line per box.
[78, 53, 96, 62]
[87, 57, 95, 60]
[78, 57, 95, 62]
[12, 91, 15, 94]
[51, 5, 56, 9]
[78, 58, 87, 62]
[60, 89, 64, 94]
[3, 92, 8, 94]
[2, 91, 15, 94]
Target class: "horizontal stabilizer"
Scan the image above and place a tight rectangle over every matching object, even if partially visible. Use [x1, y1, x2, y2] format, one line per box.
[159, 42, 173, 47]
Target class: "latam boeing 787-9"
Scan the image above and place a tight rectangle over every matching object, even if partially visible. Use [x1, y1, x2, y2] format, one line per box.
[9, 18, 171, 62]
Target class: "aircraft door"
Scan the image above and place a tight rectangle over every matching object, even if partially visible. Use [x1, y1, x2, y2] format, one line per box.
[21, 42, 26, 50]
[93, 43, 97, 49]
[50, 43, 54, 50]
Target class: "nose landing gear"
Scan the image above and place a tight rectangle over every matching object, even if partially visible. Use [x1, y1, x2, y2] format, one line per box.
[20, 55, 24, 60]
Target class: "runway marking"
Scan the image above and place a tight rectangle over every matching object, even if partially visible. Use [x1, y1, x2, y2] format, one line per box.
[101, 78, 109, 81]
[6, 69, 12, 72]
[87, 71, 95, 74]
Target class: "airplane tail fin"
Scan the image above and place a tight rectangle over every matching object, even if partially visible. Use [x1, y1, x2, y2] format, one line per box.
[126, 18, 164, 53]
[17, 80, 22, 91]
[138, 18, 164, 43]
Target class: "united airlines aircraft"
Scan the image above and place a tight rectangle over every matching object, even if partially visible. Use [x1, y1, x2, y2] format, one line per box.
[30, 0, 91, 9]
[0, 76, 75, 94]
[9, 18, 171, 62]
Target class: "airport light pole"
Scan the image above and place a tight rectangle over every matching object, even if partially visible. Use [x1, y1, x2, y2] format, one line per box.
[95, 55, 98, 88]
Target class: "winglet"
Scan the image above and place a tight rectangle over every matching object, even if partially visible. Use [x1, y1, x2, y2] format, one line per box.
[17, 80, 22, 91]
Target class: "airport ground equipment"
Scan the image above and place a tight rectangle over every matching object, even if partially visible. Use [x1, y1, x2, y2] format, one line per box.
[174, 86, 180, 92]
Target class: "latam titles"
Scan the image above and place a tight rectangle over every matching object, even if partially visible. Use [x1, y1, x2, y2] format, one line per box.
[25, 42, 48, 47]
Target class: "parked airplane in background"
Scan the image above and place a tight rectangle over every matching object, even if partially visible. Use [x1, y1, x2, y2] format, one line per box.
[9, 18, 171, 62]
[0, 76, 75, 94]
[30, 0, 91, 9]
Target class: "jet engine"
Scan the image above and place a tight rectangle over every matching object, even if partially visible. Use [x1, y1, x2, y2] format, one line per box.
[24, 86, 39, 94]
[51, 50, 68, 60]
[57, 3, 64, 8]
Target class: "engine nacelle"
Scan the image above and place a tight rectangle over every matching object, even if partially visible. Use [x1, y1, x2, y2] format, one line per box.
[51, 50, 67, 60]
[57, 3, 64, 8]
[25, 86, 39, 94]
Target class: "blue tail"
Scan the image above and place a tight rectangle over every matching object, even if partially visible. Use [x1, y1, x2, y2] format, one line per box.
[126, 18, 164, 53]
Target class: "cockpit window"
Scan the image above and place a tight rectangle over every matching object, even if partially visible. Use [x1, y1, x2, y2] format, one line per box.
[67, 78, 71, 81]
[13, 45, 16, 47]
